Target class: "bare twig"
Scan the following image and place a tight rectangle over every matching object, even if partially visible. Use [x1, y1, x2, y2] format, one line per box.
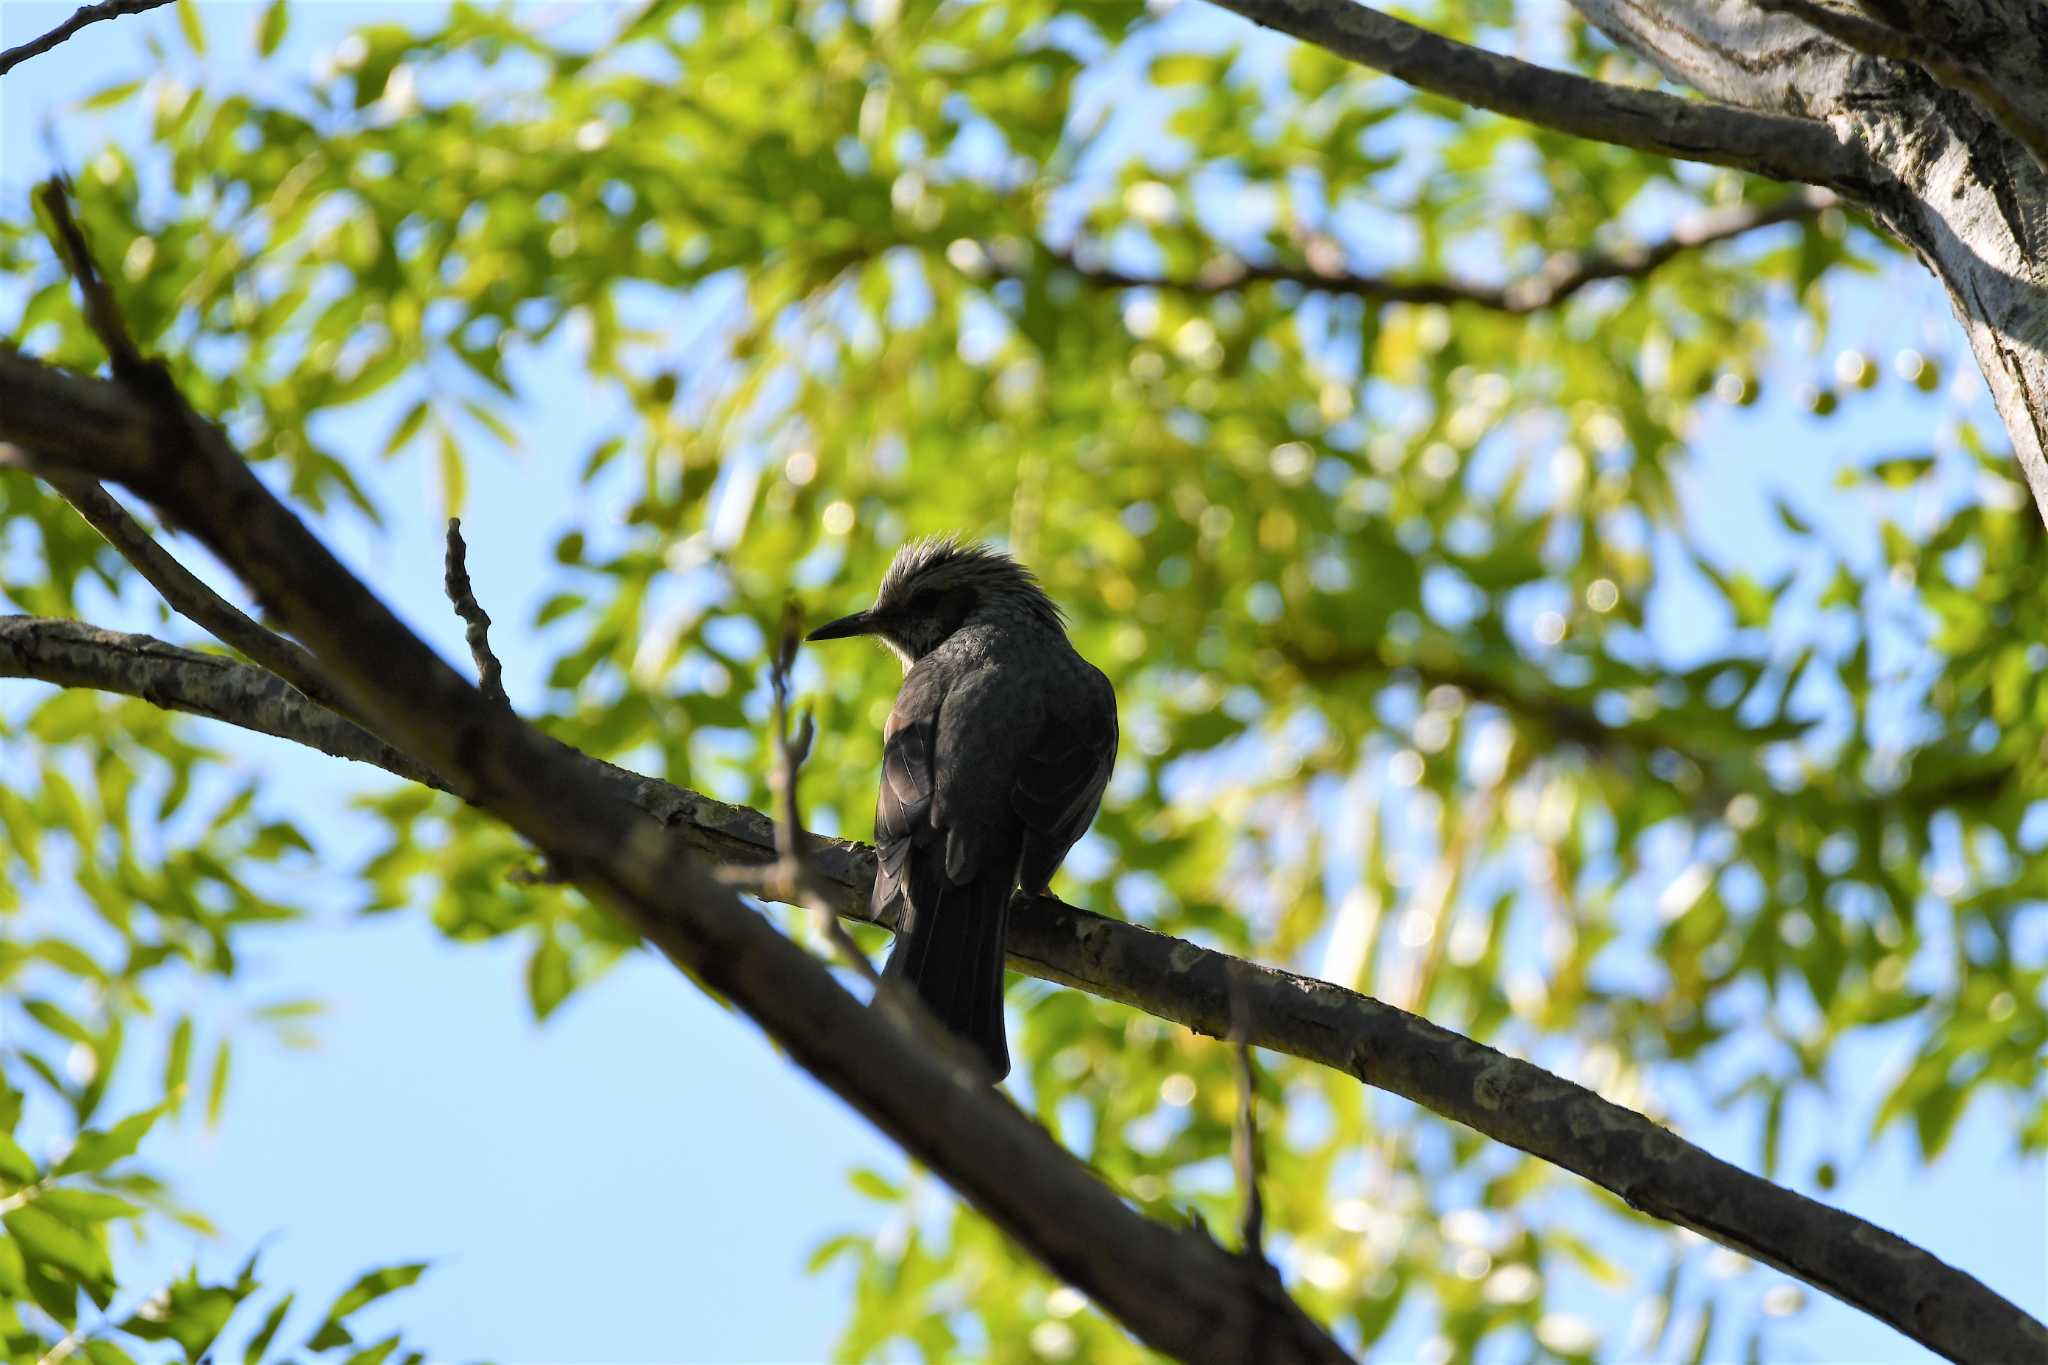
[4, 182, 2040, 1360]
[39, 470, 362, 720]
[11, 196, 1353, 1362]
[726, 603, 881, 986]
[1047, 189, 1838, 313]
[0, 0, 174, 77]
[1751, 0, 2048, 175]
[28, 183, 364, 724]
[33, 180, 142, 372]
[1199, 0, 1863, 186]
[442, 518, 508, 707]
[4, 610, 2042, 1365]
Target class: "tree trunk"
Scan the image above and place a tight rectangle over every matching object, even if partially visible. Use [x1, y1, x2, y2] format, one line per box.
[1572, 0, 2048, 519]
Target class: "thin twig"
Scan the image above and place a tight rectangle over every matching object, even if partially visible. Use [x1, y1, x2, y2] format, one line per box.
[0, 0, 174, 77]
[5, 608, 2043, 1362]
[442, 518, 508, 706]
[5, 187, 2042, 1361]
[733, 602, 880, 986]
[1043, 189, 1837, 314]
[29, 182, 365, 724]
[8, 193, 1357, 1361]
[41, 470, 362, 720]
[1226, 964, 1267, 1263]
[1752, 0, 2048, 176]
[32, 180, 143, 372]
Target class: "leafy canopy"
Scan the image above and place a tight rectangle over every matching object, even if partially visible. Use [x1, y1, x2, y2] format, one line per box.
[0, 0, 2039, 1360]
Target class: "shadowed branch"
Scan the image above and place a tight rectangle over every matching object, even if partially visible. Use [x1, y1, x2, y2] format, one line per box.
[2, 176, 2040, 1365]
[1751, 0, 2048, 175]
[722, 603, 882, 989]
[0, 0, 174, 77]
[442, 518, 509, 707]
[1, 179, 1353, 1365]
[1197, 0, 1864, 186]
[0, 610, 2038, 1365]
[1045, 189, 1837, 313]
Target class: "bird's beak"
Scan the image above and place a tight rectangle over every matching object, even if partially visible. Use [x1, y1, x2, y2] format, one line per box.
[805, 610, 876, 642]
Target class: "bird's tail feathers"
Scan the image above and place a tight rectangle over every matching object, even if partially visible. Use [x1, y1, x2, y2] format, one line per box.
[884, 859, 1013, 1081]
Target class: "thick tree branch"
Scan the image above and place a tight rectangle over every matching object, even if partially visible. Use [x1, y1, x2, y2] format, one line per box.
[2, 211, 1351, 1362]
[1750, 0, 2048, 175]
[1, 612, 2040, 1364]
[1195, 0, 1866, 186]
[0, 0, 173, 76]
[1565, 0, 2048, 523]
[5, 184, 2038, 1362]
[0, 615, 440, 789]
[1052, 188, 1838, 312]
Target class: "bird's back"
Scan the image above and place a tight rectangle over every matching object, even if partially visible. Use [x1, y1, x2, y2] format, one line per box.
[872, 617, 1117, 1078]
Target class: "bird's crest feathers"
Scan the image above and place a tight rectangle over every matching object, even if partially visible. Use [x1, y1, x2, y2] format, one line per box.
[874, 536, 1064, 630]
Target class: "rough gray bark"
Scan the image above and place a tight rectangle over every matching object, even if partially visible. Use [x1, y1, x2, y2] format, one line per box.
[1571, 0, 2048, 519]
[0, 360, 1351, 1364]
[1202, 0, 2048, 522]
[3, 609, 2041, 1364]
[0, 615, 434, 784]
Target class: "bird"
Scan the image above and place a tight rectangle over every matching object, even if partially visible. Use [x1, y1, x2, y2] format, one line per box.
[807, 536, 1118, 1081]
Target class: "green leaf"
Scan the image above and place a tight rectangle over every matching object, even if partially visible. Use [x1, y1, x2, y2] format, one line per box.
[176, 0, 205, 52]
[1913, 1083, 1965, 1159]
[257, 0, 289, 56]
[460, 398, 518, 450]
[847, 1168, 900, 1202]
[0, 1134, 37, 1186]
[121, 1272, 252, 1359]
[77, 78, 146, 112]
[0, 1234, 24, 1296]
[31, 939, 104, 981]
[804, 1233, 864, 1274]
[25, 999, 95, 1045]
[35, 1189, 143, 1224]
[1149, 54, 1221, 85]
[381, 398, 431, 459]
[166, 1016, 194, 1110]
[244, 1292, 294, 1365]
[206, 1038, 232, 1129]
[437, 426, 465, 519]
[526, 929, 572, 1021]
[343, 1335, 402, 1365]
[58, 1105, 165, 1177]
[254, 999, 327, 1023]
[4, 1204, 114, 1292]
[308, 1262, 428, 1350]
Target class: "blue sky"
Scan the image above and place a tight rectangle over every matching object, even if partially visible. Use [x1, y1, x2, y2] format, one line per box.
[2, 2, 2042, 1361]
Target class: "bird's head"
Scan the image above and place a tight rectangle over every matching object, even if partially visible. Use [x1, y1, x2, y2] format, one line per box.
[806, 535, 1062, 666]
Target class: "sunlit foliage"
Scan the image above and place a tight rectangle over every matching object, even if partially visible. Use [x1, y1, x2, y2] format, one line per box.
[1, 0, 2039, 1359]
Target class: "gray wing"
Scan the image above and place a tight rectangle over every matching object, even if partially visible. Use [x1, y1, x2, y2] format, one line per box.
[870, 661, 948, 918]
[1013, 661, 1117, 896]
[877, 652, 1114, 906]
